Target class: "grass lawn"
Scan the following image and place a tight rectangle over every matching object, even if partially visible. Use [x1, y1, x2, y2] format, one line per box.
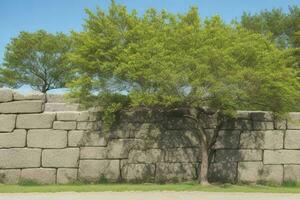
[1, 182, 300, 193]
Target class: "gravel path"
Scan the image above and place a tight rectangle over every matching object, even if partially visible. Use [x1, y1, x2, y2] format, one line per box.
[0, 192, 300, 200]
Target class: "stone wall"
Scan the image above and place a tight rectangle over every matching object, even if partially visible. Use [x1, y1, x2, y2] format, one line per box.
[1, 88, 300, 184]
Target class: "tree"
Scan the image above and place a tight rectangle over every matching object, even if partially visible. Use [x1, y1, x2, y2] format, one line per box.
[1, 30, 71, 93]
[68, 1, 300, 184]
[240, 6, 300, 48]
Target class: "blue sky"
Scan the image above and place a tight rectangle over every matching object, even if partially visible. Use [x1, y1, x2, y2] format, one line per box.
[0, 0, 299, 93]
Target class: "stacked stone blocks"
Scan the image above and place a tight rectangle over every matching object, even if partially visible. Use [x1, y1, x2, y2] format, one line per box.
[1, 88, 300, 184]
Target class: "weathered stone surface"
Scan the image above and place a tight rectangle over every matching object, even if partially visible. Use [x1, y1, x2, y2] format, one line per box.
[236, 111, 251, 119]
[57, 168, 78, 184]
[128, 149, 164, 163]
[284, 165, 300, 182]
[238, 162, 283, 183]
[274, 119, 287, 130]
[0, 114, 16, 132]
[79, 160, 120, 182]
[253, 121, 274, 130]
[0, 169, 21, 184]
[208, 162, 237, 183]
[133, 123, 161, 139]
[287, 112, 300, 129]
[53, 121, 76, 130]
[215, 149, 262, 162]
[13, 92, 45, 101]
[155, 162, 197, 182]
[285, 130, 300, 149]
[0, 129, 26, 148]
[164, 148, 201, 162]
[77, 111, 98, 121]
[240, 130, 283, 149]
[262, 165, 283, 183]
[57, 111, 80, 121]
[27, 129, 67, 148]
[264, 150, 300, 164]
[68, 130, 107, 147]
[0, 148, 41, 168]
[16, 113, 55, 129]
[250, 111, 273, 121]
[80, 147, 106, 159]
[42, 148, 79, 167]
[221, 119, 252, 130]
[110, 122, 136, 139]
[0, 89, 13, 102]
[21, 168, 56, 184]
[214, 130, 240, 149]
[156, 130, 199, 148]
[45, 103, 79, 112]
[46, 94, 66, 103]
[106, 139, 134, 159]
[77, 121, 101, 130]
[122, 164, 155, 182]
[0, 101, 44, 113]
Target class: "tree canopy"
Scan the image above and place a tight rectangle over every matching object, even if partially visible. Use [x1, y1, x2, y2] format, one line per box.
[0, 30, 72, 93]
[68, 2, 300, 114]
[241, 6, 300, 48]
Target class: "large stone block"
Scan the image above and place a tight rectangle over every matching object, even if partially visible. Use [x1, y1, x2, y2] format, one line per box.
[0, 129, 26, 148]
[77, 121, 101, 130]
[42, 148, 79, 167]
[21, 168, 56, 184]
[240, 130, 283, 149]
[106, 139, 134, 159]
[155, 162, 197, 182]
[27, 129, 67, 148]
[77, 111, 98, 121]
[122, 163, 155, 182]
[208, 162, 237, 183]
[16, 113, 55, 129]
[53, 121, 76, 130]
[285, 130, 300, 149]
[214, 130, 240, 149]
[155, 130, 199, 148]
[287, 112, 300, 129]
[45, 103, 79, 112]
[68, 130, 107, 147]
[13, 92, 45, 101]
[0, 101, 44, 113]
[0, 169, 21, 184]
[264, 150, 300, 164]
[221, 119, 252, 130]
[80, 147, 107, 159]
[252, 121, 274, 130]
[128, 149, 164, 163]
[164, 148, 201, 162]
[57, 111, 80, 121]
[0, 148, 41, 168]
[250, 111, 273, 121]
[238, 162, 283, 183]
[57, 168, 78, 184]
[0, 114, 16, 132]
[78, 160, 120, 182]
[0, 89, 13, 102]
[215, 149, 262, 162]
[284, 165, 300, 182]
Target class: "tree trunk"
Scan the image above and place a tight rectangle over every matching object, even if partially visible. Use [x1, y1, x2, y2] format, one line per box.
[198, 140, 210, 185]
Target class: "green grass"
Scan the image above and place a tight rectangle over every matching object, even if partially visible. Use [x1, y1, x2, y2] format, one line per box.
[1, 182, 300, 193]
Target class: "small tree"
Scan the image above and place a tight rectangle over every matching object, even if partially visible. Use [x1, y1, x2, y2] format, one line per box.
[1, 30, 71, 93]
[68, 1, 300, 184]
